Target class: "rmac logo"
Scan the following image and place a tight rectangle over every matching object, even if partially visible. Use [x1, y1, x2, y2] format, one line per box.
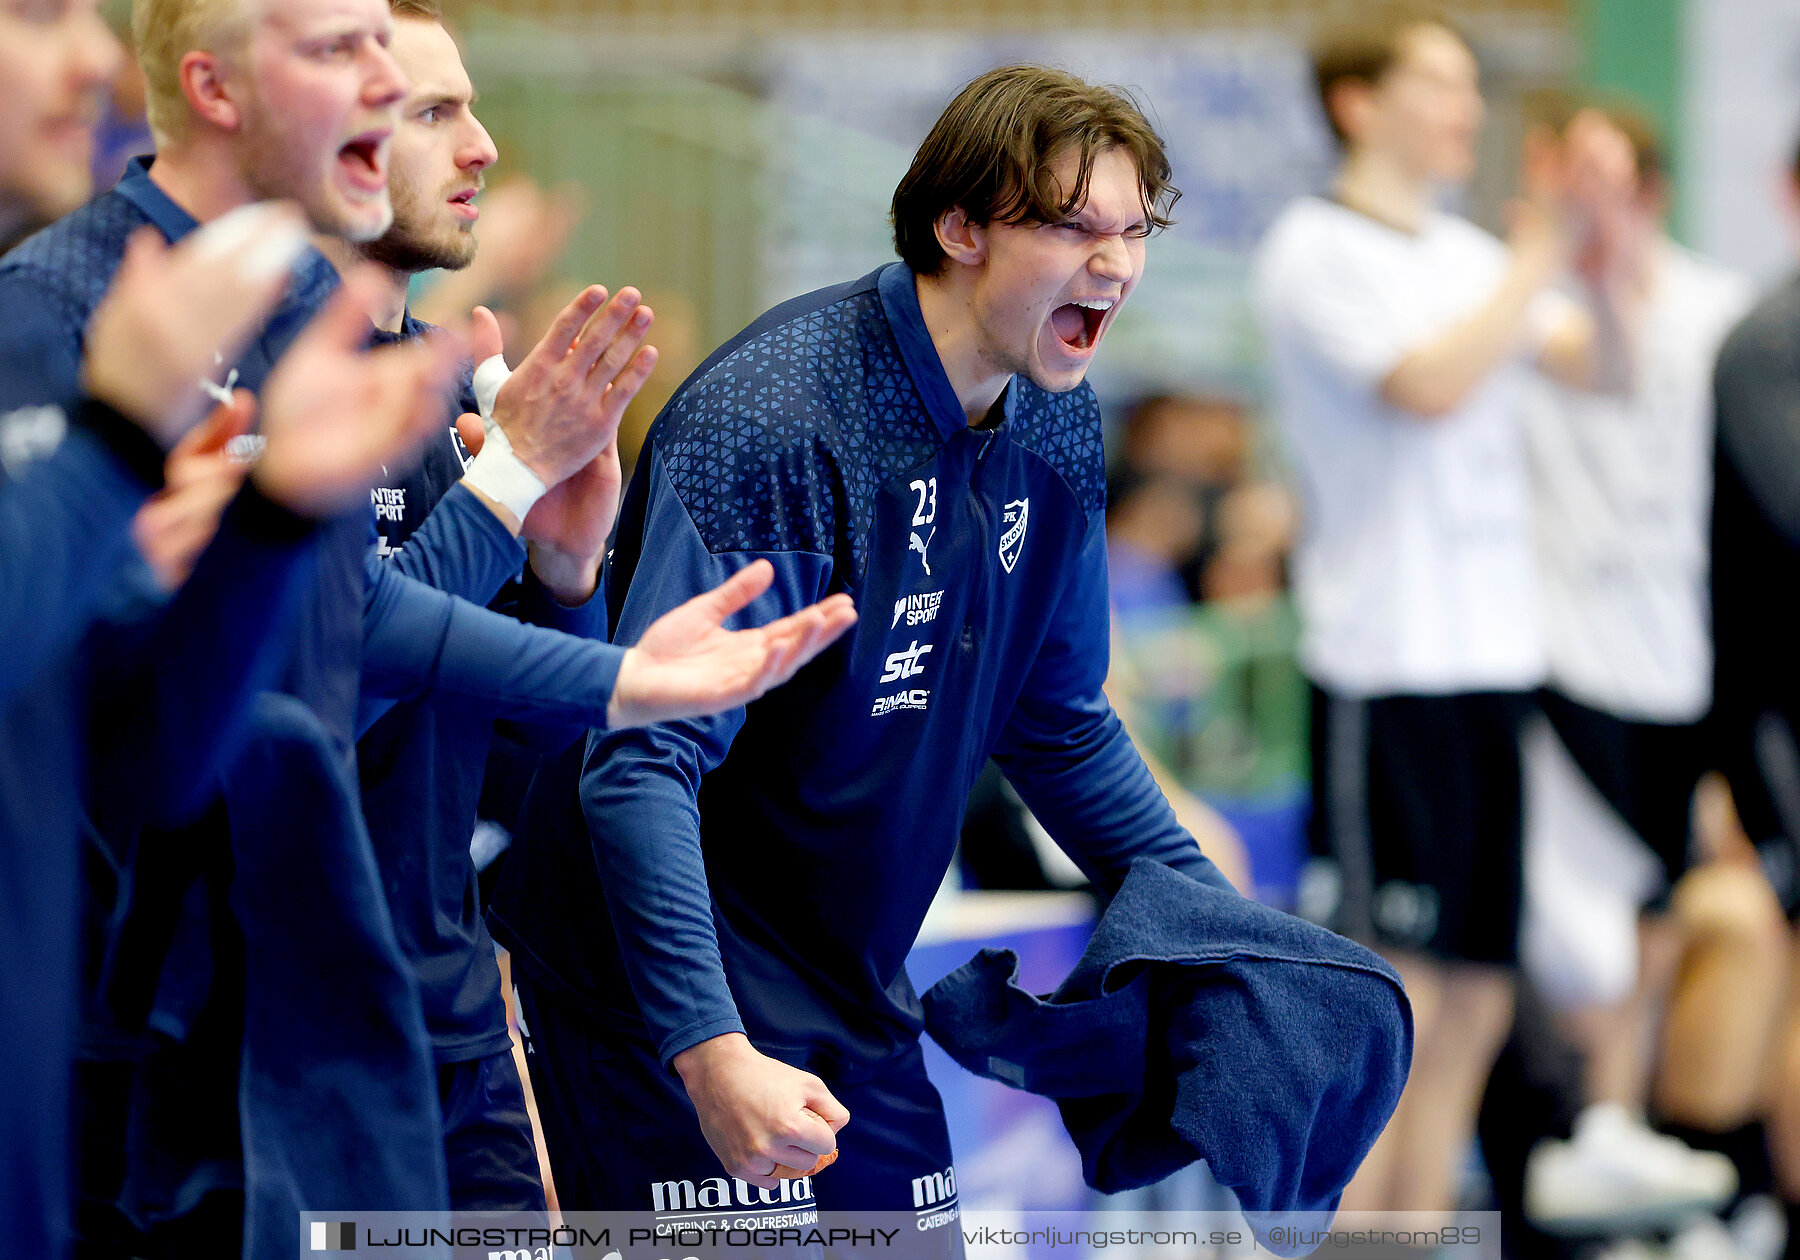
[650, 1175, 814, 1213]
[879, 640, 933, 684]
[891, 590, 943, 629]
[871, 689, 930, 717]
[912, 1166, 958, 1208]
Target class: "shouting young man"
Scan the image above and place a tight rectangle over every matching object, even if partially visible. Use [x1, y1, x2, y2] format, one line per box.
[492, 65, 1237, 1248]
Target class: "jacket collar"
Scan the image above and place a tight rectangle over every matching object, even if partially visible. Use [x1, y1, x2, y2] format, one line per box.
[877, 260, 1015, 443]
[113, 156, 201, 244]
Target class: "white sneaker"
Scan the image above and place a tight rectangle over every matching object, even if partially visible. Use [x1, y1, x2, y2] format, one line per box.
[1668, 1215, 1755, 1260]
[1591, 1239, 1662, 1260]
[1524, 1103, 1738, 1235]
[1728, 1194, 1787, 1260]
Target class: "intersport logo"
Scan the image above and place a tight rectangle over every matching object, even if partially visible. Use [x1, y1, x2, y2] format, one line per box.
[892, 590, 943, 629]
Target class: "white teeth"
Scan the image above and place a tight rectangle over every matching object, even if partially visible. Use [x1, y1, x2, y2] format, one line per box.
[1073, 299, 1114, 311]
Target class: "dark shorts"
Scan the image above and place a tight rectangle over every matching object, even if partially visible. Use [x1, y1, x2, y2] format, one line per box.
[1537, 688, 1706, 905]
[1303, 684, 1529, 967]
[513, 979, 961, 1257]
[439, 1046, 546, 1213]
[1715, 703, 1800, 918]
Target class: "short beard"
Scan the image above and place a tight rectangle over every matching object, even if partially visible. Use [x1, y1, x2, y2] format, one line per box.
[362, 171, 476, 273]
[363, 220, 474, 273]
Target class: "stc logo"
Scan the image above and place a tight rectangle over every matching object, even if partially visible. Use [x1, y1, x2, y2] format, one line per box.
[879, 640, 933, 684]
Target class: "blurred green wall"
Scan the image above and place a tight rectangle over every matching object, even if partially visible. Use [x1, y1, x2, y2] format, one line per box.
[1574, 0, 1685, 236]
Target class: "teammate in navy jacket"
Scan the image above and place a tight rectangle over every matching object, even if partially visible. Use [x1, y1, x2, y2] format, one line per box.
[2, 0, 851, 1241]
[0, 4, 474, 1251]
[493, 66, 1235, 1239]
[330, 1, 654, 1211]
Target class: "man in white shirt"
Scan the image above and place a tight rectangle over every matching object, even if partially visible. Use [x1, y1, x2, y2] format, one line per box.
[1516, 102, 1766, 1237]
[1253, 11, 1633, 1215]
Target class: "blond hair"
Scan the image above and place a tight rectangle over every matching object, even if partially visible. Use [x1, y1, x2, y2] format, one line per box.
[132, 0, 258, 145]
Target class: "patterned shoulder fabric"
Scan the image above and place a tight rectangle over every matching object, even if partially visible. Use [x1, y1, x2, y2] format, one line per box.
[1007, 380, 1108, 515]
[654, 290, 941, 584]
[0, 194, 147, 336]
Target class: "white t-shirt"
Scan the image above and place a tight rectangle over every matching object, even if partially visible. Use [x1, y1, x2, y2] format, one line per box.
[1253, 196, 1560, 697]
[1524, 242, 1752, 723]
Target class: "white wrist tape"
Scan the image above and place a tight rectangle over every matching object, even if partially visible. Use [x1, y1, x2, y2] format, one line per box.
[473, 353, 509, 423]
[462, 354, 546, 521]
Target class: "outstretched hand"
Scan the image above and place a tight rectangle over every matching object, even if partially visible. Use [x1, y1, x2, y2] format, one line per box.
[484, 286, 657, 490]
[606, 560, 857, 728]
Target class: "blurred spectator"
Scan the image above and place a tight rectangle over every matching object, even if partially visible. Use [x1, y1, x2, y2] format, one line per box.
[1254, 11, 1636, 1218]
[1510, 98, 1762, 1242]
[1110, 392, 1295, 610]
[1117, 392, 1251, 600]
[1106, 468, 1206, 621]
[1707, 124, 1800, 1260]
[1206, 480, 1296, 604]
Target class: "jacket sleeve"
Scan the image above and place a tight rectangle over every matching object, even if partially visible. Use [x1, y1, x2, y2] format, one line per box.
[85, 481, 323, 828]
[356, 529, 626, 737]
[380, 476, 525, 602]
[0, 403, 166, 708]
[0, 266, 325, 825]
[991, 508, 1236, 898]
[491, 565, 612, 753]
[580, 449, 834, 1065]
[0, 278, 167, 706]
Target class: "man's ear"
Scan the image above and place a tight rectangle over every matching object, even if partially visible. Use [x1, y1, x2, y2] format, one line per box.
[934, 206, 987, 267]
[1327, 78, 1373, 147]
[178, 49, 243, 133]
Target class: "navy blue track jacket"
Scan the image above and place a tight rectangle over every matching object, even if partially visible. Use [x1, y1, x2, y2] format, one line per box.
[0, 159, 630, 1239]
[358, 313, 606, 1062]
[492, 262, 1234, 1075]
[0, 293, 318, 1257]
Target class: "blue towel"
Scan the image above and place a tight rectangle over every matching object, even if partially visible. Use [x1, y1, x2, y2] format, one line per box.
[921, 859, 1410, 1236]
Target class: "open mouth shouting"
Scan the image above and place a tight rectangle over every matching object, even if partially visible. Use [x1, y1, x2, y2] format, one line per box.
[1048, 296, 1117, 356]
[336, 127, 393, 196]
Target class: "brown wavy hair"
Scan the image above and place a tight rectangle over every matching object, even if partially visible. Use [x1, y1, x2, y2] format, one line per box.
[890, 64, 1179, 276]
